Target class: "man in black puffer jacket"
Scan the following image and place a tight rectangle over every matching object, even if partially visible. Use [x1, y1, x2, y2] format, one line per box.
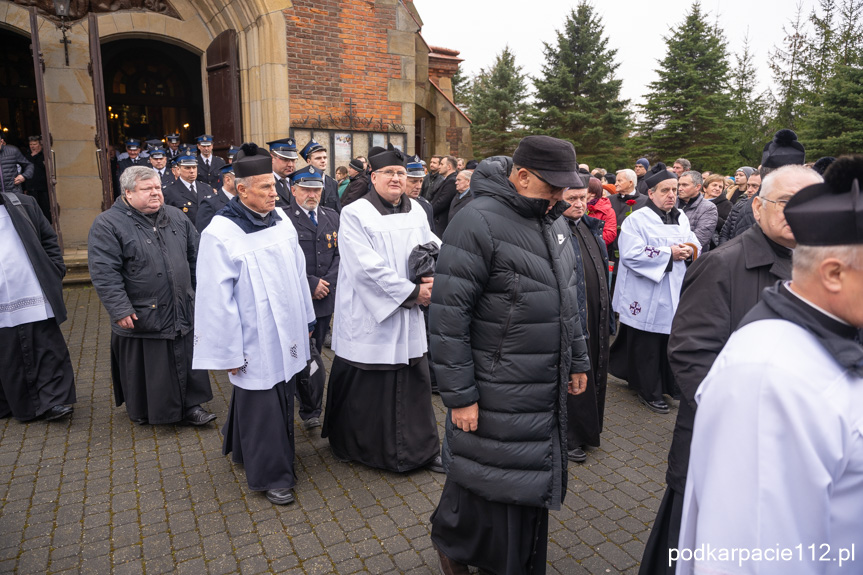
[428, 136, 590, 575]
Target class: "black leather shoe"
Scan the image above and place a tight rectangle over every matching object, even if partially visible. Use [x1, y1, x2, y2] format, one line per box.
[303, 417, 321, 430]
[131, 417, 149, 425]
[44, 405, 73, 421]
[639, 396, 670, 414]
[265, 488, 295, 505]
[567, 446, 587, 463]
[184, 406, 217, 426]
[427, 455, 445, 474]
[433, 542, 470, 575]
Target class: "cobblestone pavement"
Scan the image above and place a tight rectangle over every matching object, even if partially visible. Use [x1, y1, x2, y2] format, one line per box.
[0, 286, 676, 574]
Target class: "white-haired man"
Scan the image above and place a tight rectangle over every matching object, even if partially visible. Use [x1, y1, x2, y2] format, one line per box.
[677, 155, 863, 575]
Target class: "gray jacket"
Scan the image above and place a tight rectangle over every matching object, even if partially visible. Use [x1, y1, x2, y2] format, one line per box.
[679, 193, 718, 254]
[0, 144, 34, 194]
[88, 197, 199, 339]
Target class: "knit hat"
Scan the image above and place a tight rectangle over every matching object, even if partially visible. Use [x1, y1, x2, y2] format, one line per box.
[636, 158, 650, 170]
[761, 129, 805, 168]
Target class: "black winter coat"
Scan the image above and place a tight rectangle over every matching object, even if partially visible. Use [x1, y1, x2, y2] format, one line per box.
[0, 144, 33, 194]
[88, 197, 199, 339]
[708, 194, 732, 248]
[341, 172, 370, 207]
[665, 225, 792, 493]
[430, 172, 457, 236]
[430, 156, 590, 510]
[0, 193, 67, 323]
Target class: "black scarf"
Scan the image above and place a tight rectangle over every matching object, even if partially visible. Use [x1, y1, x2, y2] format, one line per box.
[739, 282, 863, 376]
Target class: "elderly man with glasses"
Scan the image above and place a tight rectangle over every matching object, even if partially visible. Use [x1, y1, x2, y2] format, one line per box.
[322, 145, 444, 475]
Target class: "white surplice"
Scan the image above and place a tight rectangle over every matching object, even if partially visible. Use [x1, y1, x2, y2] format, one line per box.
[677, 319, 863, 575]
[612, 206, 699, 334]
[192, 208, 315, 390]
[332, 197, 439, 365]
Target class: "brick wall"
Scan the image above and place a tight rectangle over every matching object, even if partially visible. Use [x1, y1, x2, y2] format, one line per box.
[284, 0, 405, 128]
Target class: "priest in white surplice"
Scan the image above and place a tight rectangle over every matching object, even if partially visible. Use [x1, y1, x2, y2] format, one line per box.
[609, 168, 699, 415]
[322, 146, 444, 474]
[193, 143, 316, 506]
[677, 158, 863, 575]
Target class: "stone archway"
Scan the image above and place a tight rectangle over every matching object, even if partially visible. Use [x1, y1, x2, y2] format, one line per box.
[0, 0, 293, 249]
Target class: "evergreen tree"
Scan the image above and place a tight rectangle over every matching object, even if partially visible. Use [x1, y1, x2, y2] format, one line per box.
[451, 64, 471, 110]
[768, 2, 809, 129]
[836, 0, 863, 66]
[636, 2, 737, 172]
[468, 47, 529, 159]
[730, 33, 772, 165]
[800, 58, 863, 157]
[803, 0, 838, 104]
[529, 1, 630, 168]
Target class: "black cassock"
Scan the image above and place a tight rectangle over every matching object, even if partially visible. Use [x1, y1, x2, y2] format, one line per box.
[567, 220, 612, 448]
[110, 331, 212, 424]
[431, 480, 549, 575]
[222, 377, 297, 491]
[0, 319, 75, 421]
[322, 355, 439, 473]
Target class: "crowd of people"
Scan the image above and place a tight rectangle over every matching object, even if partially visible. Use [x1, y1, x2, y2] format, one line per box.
[1, 123, 862, 575]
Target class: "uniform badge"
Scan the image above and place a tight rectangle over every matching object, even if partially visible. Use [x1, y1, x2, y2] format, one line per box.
[183, 207, 188, 212]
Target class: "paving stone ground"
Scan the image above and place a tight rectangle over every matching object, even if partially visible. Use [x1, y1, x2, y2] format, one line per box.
[0, 286, 677, 574]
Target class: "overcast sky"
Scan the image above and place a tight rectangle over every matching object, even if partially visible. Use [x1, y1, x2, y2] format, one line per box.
[416, 0, 814, 109]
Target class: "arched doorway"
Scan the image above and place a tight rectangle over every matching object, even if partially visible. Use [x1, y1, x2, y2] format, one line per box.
[101, 38, 205, 148]
[0, 28, 38, 148]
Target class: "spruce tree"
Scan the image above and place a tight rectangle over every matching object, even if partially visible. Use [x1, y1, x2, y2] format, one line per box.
[468, 47, 529, 159]
[836, 0, 863, 66]
[768, 2, 809, 129]
[730, 34, 772, 166]
[803, 0, 838, 105]
[529, 1, 630, 169]
[636, 2, 737, 172]
[451, 64, 471, 110]
[800, 58, 863, 157]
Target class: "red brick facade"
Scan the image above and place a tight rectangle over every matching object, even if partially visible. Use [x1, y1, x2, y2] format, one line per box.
[284, 1, 404, 127]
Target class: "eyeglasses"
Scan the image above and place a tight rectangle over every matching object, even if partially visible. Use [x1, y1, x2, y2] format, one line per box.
[524, 169, 566, 194]
[375, 169, 408, 179]
[761, 197, 789, 211]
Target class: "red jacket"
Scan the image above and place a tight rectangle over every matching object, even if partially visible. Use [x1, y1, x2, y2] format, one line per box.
[587, 197, 617, 249]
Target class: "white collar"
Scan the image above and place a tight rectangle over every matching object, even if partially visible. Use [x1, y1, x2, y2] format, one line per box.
[786, 281, 852, 326]
[181, 178, 196, 191]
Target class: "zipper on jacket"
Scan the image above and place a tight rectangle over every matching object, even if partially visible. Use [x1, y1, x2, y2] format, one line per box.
[491, 273, 520, 372]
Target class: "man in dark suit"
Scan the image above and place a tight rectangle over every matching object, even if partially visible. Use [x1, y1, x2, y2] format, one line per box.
[162, 155, 213, 224]
[267, 138, 298, 208]
[295, 139, 341, 213]
[406, 156, 434, 230]
[196, 164, 235, 232]
[117, 139, 144, 176]
[164, 133, 181, 163]
[285, 167, 339, 430]
[148, 148, 174, 188]
[448, 170, 473, 225]
[196, 135, 226, 189]
[429, 155, 458, 236]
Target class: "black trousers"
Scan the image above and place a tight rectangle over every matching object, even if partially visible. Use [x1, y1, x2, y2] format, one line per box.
[295, 343, 325, 421]
[0, 319, 76, 421]
[311, 315, 330, 354]
[610, 324, 677, 403]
